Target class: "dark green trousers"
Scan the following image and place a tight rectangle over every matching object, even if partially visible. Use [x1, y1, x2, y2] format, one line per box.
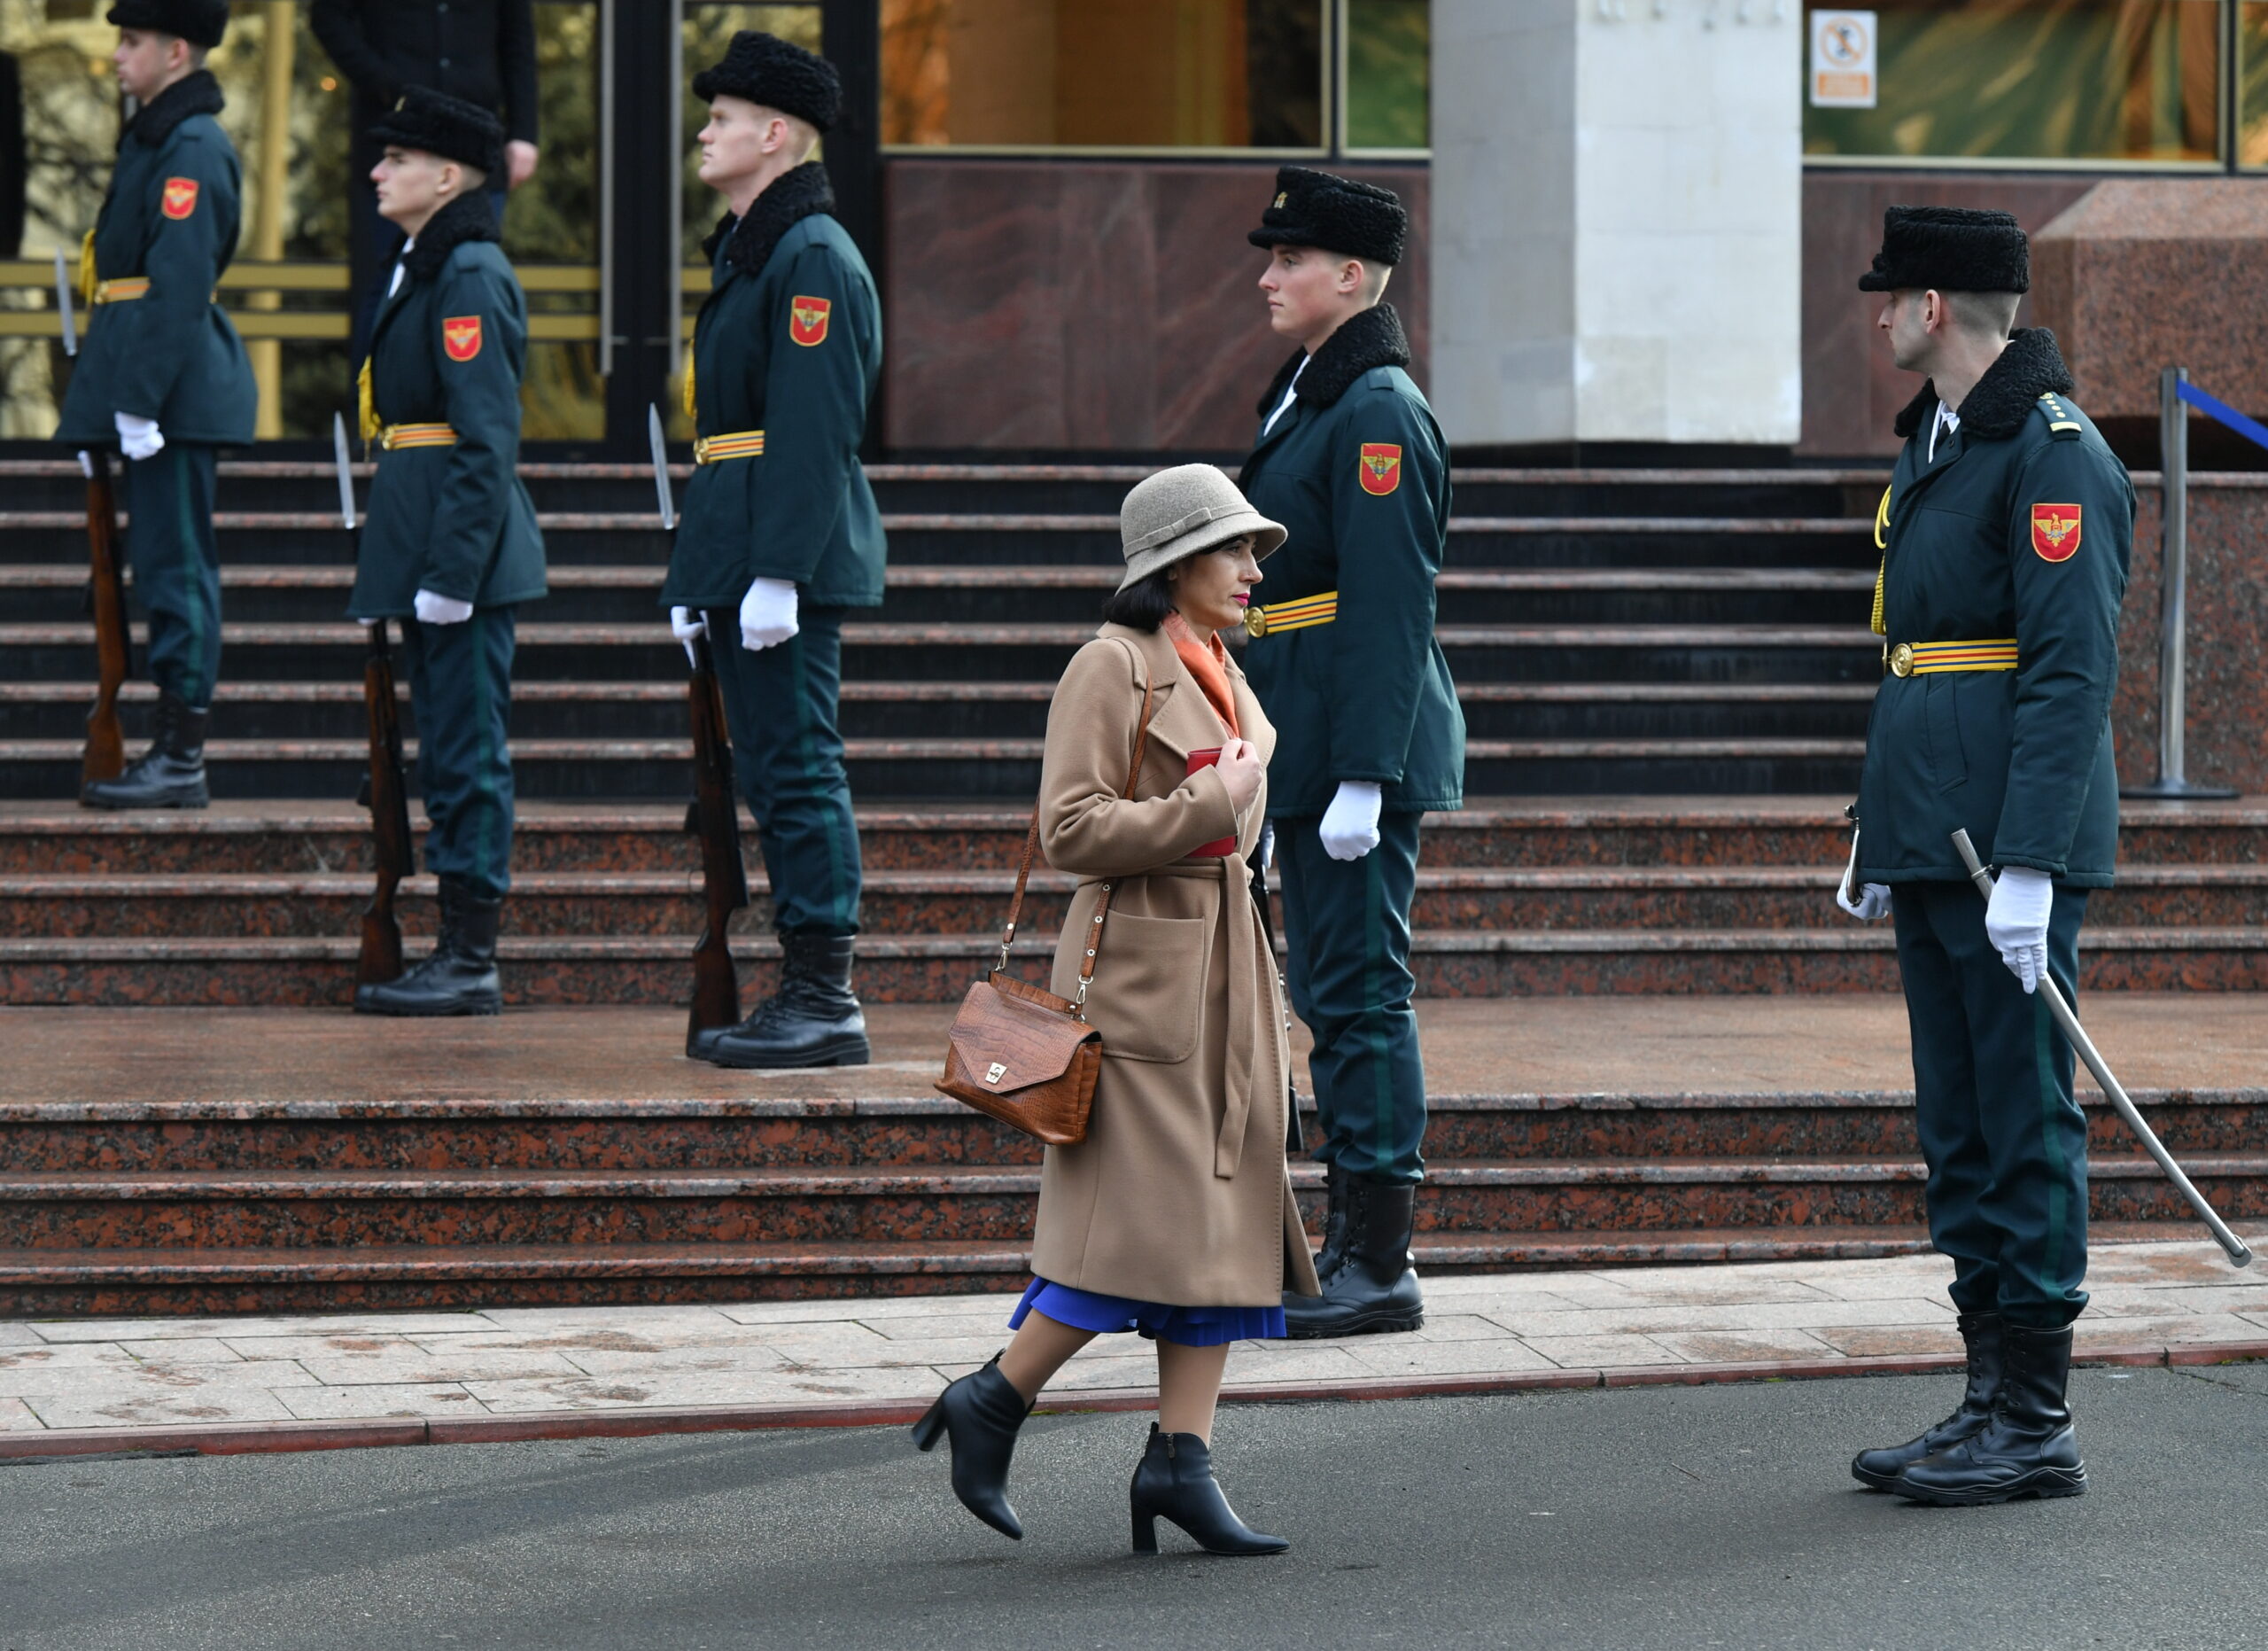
[1892, 878, 2092, 1328]
[123, 443, 221, 708]
[1273, 808, 1427, 1183]
[401, 606, 516, 899]
[702, 606, 862, 936]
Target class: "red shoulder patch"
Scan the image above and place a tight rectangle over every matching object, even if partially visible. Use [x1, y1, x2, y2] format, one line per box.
[442, 315, 483, 363]
[160, 177, 198, 221]
[2031, 502, 2082, 563]
[1358, 443, 1402, 496]
[789, 295, 832, 347]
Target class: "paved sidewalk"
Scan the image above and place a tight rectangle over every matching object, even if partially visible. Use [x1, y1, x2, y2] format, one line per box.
[4, 1236, 2262, 1452]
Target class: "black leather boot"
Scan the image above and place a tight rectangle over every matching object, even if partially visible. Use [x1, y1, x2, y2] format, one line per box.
[1852, 1312, 2005, 1491]
[1130, 1424, 1289, 1556]
[692, 932, 870, 1069]
[911, 1351, 1030, 1539]
[1894, 1324, 2086, 1506]
[354, 876, 503, 1016]
[82, 689, 209, 810]
[1283, 1174, 1424, 1339]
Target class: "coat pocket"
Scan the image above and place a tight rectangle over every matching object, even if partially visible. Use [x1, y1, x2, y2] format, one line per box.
[1923, 675, 1968, 793]
[1075, 910, 1208, 1065]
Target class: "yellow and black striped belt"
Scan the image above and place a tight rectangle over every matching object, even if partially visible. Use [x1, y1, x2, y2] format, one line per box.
[377, 423, 458, 451]
[1885, 639, 2019, 678]
[1243, 589, 1336, 639]
[693, 428, 765, 464]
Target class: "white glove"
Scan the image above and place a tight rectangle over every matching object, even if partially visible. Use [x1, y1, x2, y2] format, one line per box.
[76, 450, 95, 479]
[1318, 780, 1383, 862]
[1259, 819, 1276, 873]
[1836, 830, 1891, 921]
[1984, 864, 2054, 994]
[115, 412, 164, 461]
[413, 589, 474, 625]
[670, 605, 707, 667]
[739, 577, 798, 651]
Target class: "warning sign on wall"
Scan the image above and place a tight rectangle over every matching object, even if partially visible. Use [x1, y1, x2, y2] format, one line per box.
[1810, 10, 1877, 109]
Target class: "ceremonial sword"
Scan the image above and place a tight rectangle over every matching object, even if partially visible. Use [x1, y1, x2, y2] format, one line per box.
[1951, 829, 2253, 1268]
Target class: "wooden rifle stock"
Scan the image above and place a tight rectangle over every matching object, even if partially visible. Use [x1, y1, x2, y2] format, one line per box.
[686, 629, 750, 1051]
[81, 454, 129, 786]
[358, 618, 415, 987]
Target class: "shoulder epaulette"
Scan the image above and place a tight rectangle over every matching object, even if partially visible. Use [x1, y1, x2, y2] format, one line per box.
[2037, 392, 2084, 440]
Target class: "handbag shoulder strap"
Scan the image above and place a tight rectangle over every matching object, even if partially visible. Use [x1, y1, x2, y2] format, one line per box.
[996, 642, 1157, 991]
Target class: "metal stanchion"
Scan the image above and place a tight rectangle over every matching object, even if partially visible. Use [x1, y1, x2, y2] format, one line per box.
[2123, 365, 2236, 800]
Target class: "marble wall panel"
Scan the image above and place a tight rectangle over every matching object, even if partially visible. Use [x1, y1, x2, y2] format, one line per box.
[882, 158, 1429, 453]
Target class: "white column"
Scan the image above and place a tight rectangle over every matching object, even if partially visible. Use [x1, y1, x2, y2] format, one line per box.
[1430, 0, 1803, 448]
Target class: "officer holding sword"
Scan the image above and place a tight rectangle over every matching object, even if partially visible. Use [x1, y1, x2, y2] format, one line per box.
[1837, 206, 2133, 1506]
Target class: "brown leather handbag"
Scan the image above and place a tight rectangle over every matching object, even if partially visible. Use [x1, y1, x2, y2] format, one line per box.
[936, 660, 1157, 1146]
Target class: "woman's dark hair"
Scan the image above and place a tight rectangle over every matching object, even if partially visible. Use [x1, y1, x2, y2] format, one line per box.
[1100, 565, 1177, 631]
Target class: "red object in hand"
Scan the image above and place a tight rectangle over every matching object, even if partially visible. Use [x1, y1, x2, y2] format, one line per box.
[1185, 749, 1237, 857]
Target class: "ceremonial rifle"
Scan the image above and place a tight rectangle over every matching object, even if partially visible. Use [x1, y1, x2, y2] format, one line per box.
[1951, 829, 2253, 1269]
[343, 413, 414, 987]
[656, 405, 750, 1050]
[58, 250, 130, 787]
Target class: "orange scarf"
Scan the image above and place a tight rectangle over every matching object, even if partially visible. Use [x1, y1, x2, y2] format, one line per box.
[1163, 611, 1239, 739]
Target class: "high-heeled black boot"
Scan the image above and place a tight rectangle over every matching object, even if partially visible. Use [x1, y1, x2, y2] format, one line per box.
[1129, 1424, 1289, 1556]
[1852, 1312, 2005, 1491]
[911, 1351, 1030, 1539]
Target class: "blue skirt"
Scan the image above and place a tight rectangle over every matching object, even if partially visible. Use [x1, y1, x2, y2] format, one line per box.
[1008, 1276, 1286, 1349]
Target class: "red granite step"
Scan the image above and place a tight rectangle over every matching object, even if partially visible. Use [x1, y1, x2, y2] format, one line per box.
[5, 1154, 2259, 1251]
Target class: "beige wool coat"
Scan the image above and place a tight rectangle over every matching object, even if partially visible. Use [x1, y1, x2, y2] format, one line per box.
[1029, 621, 1321, 1306]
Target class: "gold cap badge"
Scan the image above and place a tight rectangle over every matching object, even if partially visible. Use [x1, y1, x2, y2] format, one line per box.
[1272, 192, 1287, 209]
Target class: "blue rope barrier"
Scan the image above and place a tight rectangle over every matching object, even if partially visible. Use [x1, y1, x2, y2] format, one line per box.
[2174, 378, 2268, 456]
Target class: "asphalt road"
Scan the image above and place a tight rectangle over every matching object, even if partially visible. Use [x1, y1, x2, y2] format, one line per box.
[4, 1367, 2266, 1651]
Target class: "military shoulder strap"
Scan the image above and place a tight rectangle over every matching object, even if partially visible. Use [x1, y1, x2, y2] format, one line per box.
[2037, 392, 2084, 440]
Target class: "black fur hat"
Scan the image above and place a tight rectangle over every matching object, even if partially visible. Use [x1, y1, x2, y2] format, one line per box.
[368, 87, 507, 180]
[106, 0, 229, 47]
[1858, 206, 2031, 294]
[692, 31, 841, 134]
[1248, 167, 1407, 267]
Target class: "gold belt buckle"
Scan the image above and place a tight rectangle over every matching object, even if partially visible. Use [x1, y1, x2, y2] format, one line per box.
[1888, 642, 1915, 678]
[1244, 605, 1270, 639]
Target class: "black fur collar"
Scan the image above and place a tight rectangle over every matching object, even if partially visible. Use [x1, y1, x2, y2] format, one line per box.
[128, 69, 225, 147]
[703, 162, 836, 276]
[400, 191, 500, 282]
[1254, 302, 1411, 417]
[1892, 328, 2075, 440]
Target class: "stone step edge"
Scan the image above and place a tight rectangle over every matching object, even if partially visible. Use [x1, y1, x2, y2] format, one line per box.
[5, 929, 2262, 962]
[11, 1340, 2266, 1463]
[0, 511, 1875, 535]
[4, 1087, 2257, 1124]
[4, 1154, 2261, 1198]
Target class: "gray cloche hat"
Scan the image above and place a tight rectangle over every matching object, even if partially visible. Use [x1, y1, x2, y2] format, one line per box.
[1115, 465, 1285, 593]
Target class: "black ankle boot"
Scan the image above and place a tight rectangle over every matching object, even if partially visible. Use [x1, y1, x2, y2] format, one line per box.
[1852, 1312, 2005, 1491]
[82, 689, 209, 810]
[1283, 1175, 1424, 1339]
[1129, 1424, 1288, 1556]
[911, 1351, 1029, 1539]
[692, 932, 870, 1069]
[354, 876, 503, 1016]
[1894, 1324, 2085, 1506]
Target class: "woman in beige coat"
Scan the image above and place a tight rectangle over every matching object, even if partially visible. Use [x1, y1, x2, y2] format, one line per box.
[914, 464, 1319, 1556]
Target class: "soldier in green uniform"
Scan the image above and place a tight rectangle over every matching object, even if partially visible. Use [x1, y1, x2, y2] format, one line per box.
[58, 0, 254, 810]
[1837, 207, 2132, 1506]
[664, 32, 885, 1069]
[348, 89, 546, 1016]
[1234, 169, 1464, 1339]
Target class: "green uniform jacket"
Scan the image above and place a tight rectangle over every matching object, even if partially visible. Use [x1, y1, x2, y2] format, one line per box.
[1235, 304, 1464, 816]
[348, 195, 547, 618]
[1856, 330, 2133, 888]
[54, 70, 256, 448]
[662, 163, 885, 611]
